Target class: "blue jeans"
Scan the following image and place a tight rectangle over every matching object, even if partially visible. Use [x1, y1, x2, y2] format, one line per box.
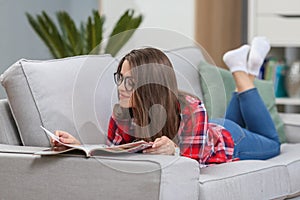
[209, 88, 280, 160]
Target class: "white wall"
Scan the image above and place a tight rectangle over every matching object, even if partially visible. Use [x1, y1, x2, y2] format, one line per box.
[101, 0, 195, 52]
[0, 0, 98, 98]
[0, 0, 195, 98]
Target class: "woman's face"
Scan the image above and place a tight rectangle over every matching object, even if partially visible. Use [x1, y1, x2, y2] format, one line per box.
[118, 60, 134, 108]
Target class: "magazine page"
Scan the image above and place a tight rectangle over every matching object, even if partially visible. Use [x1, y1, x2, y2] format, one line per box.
[38, 126, 152, 156]
[105, 140, 152, 153]
[34, 147, 79, 156]
[40, 126, 82, 149]
[34, 142, 152, 157]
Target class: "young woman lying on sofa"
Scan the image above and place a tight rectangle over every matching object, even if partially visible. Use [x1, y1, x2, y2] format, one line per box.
[51, 37, 280, 166]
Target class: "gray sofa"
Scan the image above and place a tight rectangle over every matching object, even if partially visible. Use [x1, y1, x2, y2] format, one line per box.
[0, 46, 300, 200]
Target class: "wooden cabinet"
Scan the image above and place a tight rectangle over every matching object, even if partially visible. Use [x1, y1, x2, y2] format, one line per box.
[276, 98, 300, 113]
[248, 0, 300, 46]
[249, 0, 300, 113]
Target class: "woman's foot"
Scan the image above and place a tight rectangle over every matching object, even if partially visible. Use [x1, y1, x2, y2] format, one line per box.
[223, 44, 255, 93]
[247, 36, 270, 77]
[223, 44, 250, 74]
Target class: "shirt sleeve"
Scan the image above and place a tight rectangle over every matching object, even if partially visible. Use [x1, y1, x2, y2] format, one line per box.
[107, 115, 134, 146]
[179, 96, 210, 164]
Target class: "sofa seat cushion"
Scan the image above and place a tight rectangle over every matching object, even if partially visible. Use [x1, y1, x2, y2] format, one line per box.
[269, 143, 300, 198]
[199, 160, 289, 200]
[0, 149, 199, 200]
[199, 143, 300, 200]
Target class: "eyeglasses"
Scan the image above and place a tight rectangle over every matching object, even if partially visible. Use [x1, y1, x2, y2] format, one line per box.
[114, 72, 135, 92]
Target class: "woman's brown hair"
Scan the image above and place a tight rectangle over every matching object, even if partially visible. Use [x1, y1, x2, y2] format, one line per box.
[115, 47, 181, 143]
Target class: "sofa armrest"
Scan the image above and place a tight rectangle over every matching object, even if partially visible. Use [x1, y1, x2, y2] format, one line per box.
[279, 113, 300, 143]
[0, 145, 199, 200]
[0, 99, 21, 145]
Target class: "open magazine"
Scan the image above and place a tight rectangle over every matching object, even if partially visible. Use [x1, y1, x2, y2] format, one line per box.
[34, 126, 152, 157]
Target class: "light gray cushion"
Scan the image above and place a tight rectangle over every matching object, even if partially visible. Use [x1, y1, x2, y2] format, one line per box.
[0, 150, 199, 200]
[199, 161, 290, 200]
[1, 55, 118, 146]
[269, 143, 300, 198]
[165, 46, 205, 100]
[199, 143, 300, 199]
[0, 99, 21, 145]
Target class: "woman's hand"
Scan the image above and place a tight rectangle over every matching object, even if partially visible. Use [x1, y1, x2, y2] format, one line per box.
[50, 130, 81, 151]
[143, 136, 177, 155]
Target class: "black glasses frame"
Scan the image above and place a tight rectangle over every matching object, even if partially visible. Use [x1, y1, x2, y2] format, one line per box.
[114, 72, 135, 92]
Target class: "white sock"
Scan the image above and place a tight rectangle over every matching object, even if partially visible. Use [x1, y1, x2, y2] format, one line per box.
[223, 45, 250, 73]
[248, 36, 271, 76]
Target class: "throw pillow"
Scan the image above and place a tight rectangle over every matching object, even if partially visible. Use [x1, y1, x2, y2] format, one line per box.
[198, 61, 286, 143]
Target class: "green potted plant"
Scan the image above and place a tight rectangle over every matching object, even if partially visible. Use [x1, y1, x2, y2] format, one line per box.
[26, 9, 143, 58]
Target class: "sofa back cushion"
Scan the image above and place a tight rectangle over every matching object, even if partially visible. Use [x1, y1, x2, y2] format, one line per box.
[1, 55, 118, 146]
[165, 46, 205, 100]
[0, 46, 206, 147]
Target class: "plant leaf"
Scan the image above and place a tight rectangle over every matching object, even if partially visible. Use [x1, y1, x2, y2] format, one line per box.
[79, 22, 87, 54]
[56, 12, 73, 56]
[37, 13, 64, 58]
[105, 9, 143, 56]
[41, 11, 66, 58]
[86, 16, 93, 54]
[57, 11, 82, 56]
[26, 12, 62, 58]
[26, 9, 142, 58]
[92, 10, 104, 54]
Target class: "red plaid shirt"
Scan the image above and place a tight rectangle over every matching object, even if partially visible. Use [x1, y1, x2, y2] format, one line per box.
[107, 95, 235, 166]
